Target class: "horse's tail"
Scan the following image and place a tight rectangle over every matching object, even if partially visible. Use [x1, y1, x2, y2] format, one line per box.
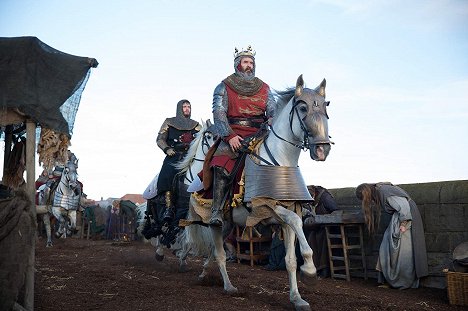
[178, 198, 213, 258]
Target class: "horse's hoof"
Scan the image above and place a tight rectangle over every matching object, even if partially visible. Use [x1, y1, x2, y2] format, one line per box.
[46, 242, 53, 247]
[224, 286, 238, 295]
[294, 302, 311, 311]
[155, 253, 164, 261]
[300, 270, 317, 286]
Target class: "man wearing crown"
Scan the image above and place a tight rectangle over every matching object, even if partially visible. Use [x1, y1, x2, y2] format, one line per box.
[208, 46, 277, 226]
[157, 99, 201, 222]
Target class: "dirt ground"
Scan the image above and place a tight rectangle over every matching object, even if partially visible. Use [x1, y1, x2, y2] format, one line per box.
[35, 237, 465, 311]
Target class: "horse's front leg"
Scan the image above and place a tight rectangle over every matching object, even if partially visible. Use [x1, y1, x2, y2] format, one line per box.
[68, 210, 77, 237]
[51, 207, 66, 238]
[274, 205, 317, 282]
[282, 225, 310, 310]
[150, 237, 165, 261]
[210, 226, 237, 294]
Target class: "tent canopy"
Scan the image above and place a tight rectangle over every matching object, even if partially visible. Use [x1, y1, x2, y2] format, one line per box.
[0, 36, 98, 135]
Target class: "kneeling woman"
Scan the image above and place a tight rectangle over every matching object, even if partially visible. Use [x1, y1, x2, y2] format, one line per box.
[356, 182, 428, 289]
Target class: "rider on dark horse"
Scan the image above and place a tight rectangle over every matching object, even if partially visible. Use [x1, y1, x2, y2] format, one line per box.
[155, 100, 201, 223]
[203, 45, 277, 227]
[143, 99, 201, 242]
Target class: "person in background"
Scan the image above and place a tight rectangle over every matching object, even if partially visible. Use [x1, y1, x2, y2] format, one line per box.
[156, 100, 201, 222]
[303, 185, 339, 278]
[35, 169, 50, 189]
[355, 182, 428, 289]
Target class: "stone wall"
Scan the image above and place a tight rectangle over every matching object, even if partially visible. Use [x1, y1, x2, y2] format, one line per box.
[327, 180, 468, 289]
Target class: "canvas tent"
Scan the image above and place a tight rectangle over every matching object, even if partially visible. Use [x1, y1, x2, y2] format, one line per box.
[0, 36, 98, 134]
[0, 36, 98, 311]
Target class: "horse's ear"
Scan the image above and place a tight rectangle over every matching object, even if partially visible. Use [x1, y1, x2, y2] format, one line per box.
[316, 78, 326, 97]
[295, 74, 304, 97]
[206, 119, 212, 127]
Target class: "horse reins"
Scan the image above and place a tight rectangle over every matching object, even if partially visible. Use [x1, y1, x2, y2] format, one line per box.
[184, 131, 213, 184]
[251, 98, 316, 166]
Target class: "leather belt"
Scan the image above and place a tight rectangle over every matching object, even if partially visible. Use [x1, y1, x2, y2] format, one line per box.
[228, 117, 265, 128]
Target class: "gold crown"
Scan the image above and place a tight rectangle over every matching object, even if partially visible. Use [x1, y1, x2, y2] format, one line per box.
[234, 45, 256, 59]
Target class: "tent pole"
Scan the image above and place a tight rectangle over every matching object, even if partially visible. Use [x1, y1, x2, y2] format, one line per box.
[24, 120, 36, 311]
[3, 125, 13, 177]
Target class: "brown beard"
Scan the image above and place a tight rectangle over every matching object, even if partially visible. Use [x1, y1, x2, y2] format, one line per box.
[243, 67, 252, 73]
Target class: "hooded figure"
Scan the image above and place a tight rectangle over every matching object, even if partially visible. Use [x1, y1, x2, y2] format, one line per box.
[156, 99, 201, 221]
[356, 182, 428, 289]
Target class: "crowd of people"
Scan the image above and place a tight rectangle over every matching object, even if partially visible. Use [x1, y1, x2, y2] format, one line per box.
[153, 45, 428, 290]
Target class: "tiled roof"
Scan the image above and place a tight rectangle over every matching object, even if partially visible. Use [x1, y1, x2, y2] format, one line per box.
[120, 193, 146, 205]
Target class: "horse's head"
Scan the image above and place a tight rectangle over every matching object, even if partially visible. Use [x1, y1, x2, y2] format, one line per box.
[291, 75, 332, 161]
[202, 119, 216, 155]
[173, 119, 216, 177]
[63, 161, 80, 192]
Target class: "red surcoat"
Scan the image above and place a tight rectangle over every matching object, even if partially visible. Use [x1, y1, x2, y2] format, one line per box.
[224, 82, 270, 141]
[211, 81, 270, 174]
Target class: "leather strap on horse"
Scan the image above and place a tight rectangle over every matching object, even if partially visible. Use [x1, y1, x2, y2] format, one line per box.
[202, 137, 222, 190]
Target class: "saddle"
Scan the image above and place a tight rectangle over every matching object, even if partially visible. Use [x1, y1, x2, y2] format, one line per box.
[201, 128, 268, 191]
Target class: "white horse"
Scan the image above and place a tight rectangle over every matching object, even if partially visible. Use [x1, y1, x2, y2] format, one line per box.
[139, 120, 216, 273]
[184, 75, 332, 310]
[37, 159, 82, 246]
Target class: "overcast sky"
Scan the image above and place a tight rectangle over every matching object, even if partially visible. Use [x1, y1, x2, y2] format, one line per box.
[1, 0, 467, 200]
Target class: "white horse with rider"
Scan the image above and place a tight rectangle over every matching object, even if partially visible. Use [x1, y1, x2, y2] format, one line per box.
[37, 154, 83, 246]
[182, 75, 332, 311]
[139, 120, 216, 274]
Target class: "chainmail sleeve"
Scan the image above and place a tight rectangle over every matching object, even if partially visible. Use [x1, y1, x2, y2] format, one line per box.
[266, 87, 277, 119]
[212, 82, 234, 137]
[156, 119, 170, 152]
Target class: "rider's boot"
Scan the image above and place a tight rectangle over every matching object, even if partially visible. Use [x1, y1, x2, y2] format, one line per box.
[209, 166, 230, 227]
[162, 191, 175, 222]
[141, 212, 153, 239]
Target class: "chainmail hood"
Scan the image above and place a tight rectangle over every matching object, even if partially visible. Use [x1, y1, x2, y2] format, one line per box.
[166, 99, 199, 130]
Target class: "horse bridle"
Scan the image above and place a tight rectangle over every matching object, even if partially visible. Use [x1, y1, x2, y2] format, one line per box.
[183, 130, 213, 183]
[259, 95, 331, 166]
[61, 167, 79, 190]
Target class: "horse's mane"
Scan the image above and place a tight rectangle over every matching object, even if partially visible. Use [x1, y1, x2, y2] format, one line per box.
[272, 88, 295, 122]
[173, 120, 207, 172]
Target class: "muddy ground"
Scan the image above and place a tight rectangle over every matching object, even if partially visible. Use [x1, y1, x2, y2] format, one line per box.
[34, 237, 465, 311]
